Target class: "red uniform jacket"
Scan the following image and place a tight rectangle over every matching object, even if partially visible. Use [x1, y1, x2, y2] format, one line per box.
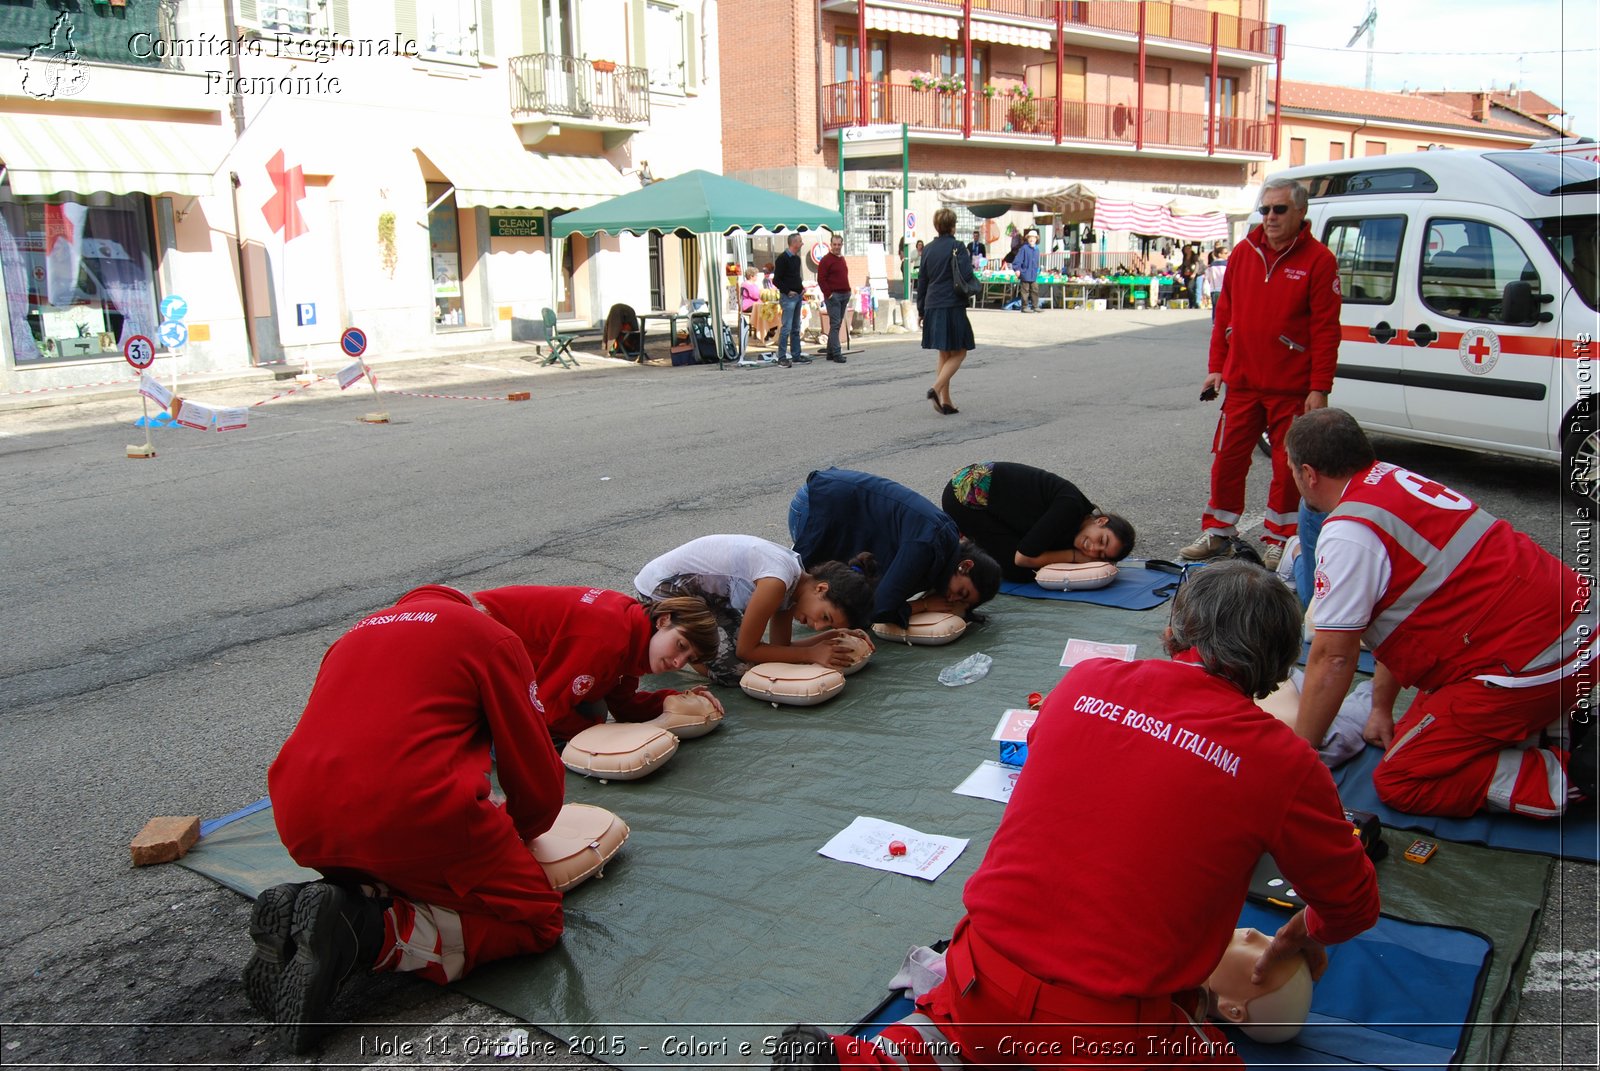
[817, 252, 851, 296]
[270, 585, 564, 881]
[474, 586, 679, 741]
[1329, 462, 1589, 692]
[1209, 221, 1341, 395]
[963, 657, 1379, 999]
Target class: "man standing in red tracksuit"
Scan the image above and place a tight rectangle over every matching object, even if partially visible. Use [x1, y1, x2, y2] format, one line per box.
[1289, 409, 1596, 817]
[772, 563, 1379, 1070]
[1180, 177, 1341, 572]
[256, 585, 566, 1053]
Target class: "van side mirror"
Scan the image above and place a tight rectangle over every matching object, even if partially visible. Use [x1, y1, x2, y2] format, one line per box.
[1501, 280, 1554, 324]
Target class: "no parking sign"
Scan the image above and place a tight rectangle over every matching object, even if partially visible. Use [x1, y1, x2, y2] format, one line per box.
[340, 327, 368, 358]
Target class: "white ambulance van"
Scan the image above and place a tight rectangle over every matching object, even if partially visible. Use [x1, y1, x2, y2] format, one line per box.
[1269, 149, 1598, 505]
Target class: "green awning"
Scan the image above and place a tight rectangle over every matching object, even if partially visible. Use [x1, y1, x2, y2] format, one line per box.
[550, 169, 842, 238]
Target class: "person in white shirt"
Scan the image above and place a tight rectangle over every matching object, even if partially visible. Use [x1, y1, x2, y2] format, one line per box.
[635, 534, 877, 685]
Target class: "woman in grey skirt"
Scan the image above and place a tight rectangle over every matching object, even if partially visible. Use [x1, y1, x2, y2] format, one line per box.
[916, 207, 978, 415]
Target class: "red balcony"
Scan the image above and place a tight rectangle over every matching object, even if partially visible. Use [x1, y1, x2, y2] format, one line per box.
[822, 81, 1270, 155]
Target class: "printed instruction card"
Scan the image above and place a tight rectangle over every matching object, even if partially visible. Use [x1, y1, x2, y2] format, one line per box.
[1059, 638, 1137, 668]
[818, 816, 968, 882]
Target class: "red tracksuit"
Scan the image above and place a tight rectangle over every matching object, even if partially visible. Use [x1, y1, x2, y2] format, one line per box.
[1204, 222, 1342, 543]
[474, 586, 679, 741]
[830, 656, 1379, 1069]
[1319, 463, 1594, 817]
[270, 585, 566, 985]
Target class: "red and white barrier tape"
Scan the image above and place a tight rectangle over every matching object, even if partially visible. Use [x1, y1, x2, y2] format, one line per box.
[4, 375, 139, 397]
[249, 375, 328, 407]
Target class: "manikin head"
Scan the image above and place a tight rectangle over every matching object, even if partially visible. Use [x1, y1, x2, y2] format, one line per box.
[1205, 928, 1314, 1043]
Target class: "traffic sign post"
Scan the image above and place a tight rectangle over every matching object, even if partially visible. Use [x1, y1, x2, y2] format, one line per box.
[124, 334, 157, 459]
[343, 326, 388, 424]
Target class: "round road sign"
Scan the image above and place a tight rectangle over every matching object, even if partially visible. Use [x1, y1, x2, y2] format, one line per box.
[159, 295, 188, 321]
[124, 335, 156, 370]
[341, 327, 368, 358]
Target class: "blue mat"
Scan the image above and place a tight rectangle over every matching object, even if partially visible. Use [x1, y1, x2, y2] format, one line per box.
[855, 905, 1488, 1071]
[1298, 640, 1377, 674]
[999, 566, 1179, 611]
[1333, 745, 1600, 862]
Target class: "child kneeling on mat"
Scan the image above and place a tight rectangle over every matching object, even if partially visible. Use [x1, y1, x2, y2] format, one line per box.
[635, 533, 878, 685]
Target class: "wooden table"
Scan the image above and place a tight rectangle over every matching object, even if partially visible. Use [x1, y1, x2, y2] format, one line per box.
[638, 310, 708, 354]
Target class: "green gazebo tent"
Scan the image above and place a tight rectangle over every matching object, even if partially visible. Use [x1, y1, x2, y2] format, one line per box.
[551, 170, 843, 367]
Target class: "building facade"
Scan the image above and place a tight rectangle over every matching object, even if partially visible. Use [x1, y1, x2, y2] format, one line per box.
[0, 0, 722, 393]
[720, 0, 1281, 276]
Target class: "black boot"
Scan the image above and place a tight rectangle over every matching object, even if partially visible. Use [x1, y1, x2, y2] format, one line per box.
[243, 883, 304, 1019]
[276, 881, 386, 1053]
[1570, 719, 1597, 802]
[770, 1024, 839, 1070]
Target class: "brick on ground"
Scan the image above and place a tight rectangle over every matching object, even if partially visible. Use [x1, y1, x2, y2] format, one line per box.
[129, 816, 200, 866]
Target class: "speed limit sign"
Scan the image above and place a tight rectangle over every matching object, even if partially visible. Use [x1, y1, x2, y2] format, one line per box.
[123, 335, 156, 370]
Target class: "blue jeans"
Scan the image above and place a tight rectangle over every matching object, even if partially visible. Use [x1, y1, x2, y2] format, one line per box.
[787, 483, 811, 545]
[779, 294, 803, 361]
[1293, 502, 1327, 609]
[825, 291, 850, 356]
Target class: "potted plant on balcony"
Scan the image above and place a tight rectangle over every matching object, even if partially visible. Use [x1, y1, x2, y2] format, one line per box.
[1005, 85, 1037, 132]
[592, 58, 617, 73]
[909, 71, 933, 92]
[936, 74, 964, 95]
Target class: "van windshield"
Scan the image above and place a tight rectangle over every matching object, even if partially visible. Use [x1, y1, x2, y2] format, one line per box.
[1534, 214, 1599, 311]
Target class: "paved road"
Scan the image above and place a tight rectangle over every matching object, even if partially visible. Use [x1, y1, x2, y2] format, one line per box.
[1, 309, 1591, 1068]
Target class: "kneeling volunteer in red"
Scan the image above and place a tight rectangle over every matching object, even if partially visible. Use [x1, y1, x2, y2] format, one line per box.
[473, 585, 720, 741]
[773, 563, 1378, 1070]
[261, 585, 565, 1052]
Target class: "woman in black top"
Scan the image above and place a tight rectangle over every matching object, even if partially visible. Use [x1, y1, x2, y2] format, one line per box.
[916, 208, 978, 416]
[941, 461, 1136, 584]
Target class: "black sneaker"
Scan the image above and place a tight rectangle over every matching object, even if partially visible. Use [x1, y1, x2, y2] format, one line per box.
[243, 883, 303, 1019]
[793, 354, 814, 364]
[1570, 722, 1597, 802]
[778, 358, 793, 368]
[770, 1024, 838, 1070]
[276, 882, 386, 1053]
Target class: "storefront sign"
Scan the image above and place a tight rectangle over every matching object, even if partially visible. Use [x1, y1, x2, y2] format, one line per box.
[865, 175, 969, 191]
[488, 211, 546, 238]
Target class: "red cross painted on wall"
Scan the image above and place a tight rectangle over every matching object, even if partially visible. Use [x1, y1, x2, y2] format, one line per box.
[1466, 336, 1493, 365]
[262, 150, 308, 241]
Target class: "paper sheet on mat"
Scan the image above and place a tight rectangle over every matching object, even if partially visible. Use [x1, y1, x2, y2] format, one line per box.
[991, 708, 1037, 742]
[819, 816, 968, 882]
[954, 760, 1023, 805]
[1060, 638, 1136, 667]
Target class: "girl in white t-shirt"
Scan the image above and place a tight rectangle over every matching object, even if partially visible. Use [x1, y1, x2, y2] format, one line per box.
[634, 533, 877, 686]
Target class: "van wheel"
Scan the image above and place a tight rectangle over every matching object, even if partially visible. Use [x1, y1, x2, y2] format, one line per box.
[1565, 423, 1599, 510]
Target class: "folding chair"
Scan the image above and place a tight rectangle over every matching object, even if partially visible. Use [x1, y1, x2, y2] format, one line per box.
[603, 303, 644, 362]
[539, 308, 579, 369]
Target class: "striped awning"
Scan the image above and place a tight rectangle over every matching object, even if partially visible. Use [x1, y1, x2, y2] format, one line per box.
[416, 123, 634, 211]
[971, 20, 1052, 49]
[1094, 200, 1228, 241]
[0, 111, 230, 197]
[865, 8, 959, 39]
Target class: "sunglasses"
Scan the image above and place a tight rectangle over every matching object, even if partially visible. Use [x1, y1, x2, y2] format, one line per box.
[1261, 204, 1294, 216]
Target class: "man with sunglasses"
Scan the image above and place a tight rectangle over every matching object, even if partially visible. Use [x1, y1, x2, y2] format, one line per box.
[1180, 177, 1342, 574]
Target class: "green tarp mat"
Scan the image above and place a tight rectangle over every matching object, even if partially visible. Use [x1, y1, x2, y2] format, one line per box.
[181, 599, 1549, 1068]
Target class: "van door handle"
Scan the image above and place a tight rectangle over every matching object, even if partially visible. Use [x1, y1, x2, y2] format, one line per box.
[1409, 323, 1438, 347]
[1369, 321, 1396, 344]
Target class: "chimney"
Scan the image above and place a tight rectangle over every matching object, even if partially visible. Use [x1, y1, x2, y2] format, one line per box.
[1474, 92, 1491, 122]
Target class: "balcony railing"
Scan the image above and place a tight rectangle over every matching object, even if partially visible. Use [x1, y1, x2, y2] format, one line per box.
[850, 1, 1282, 57]
[822, 81, 1270, 154]
[509, 54, 650, 125]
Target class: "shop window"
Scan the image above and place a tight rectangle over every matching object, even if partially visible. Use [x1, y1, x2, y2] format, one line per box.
[427, 182, 482, 329]
[1322, 216, 1404, 305]
[0, 193, 158, 367]
[844, 191, 888, 256]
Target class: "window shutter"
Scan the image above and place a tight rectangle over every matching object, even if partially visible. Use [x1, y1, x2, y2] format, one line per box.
[477, 0, 494, 59]
[521, 0, 541, 53]
[330, 0, 350, 36]
[237, 0, 258, 27]
[681, 8, 697, 94]
[629, 0, 646, 72]
[395, 0, 417, 45]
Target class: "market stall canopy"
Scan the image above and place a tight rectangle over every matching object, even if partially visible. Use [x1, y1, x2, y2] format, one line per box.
[942, 180, 1252, 242]
[550, 170, 842, 238]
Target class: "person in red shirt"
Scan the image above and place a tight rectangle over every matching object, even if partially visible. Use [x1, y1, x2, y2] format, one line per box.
[257, 585, 567, 1053]
[817, 232, 853, 363]
[1181, 178, 1342, 571]
[473, 586, 722, 742]
[773, 562, 1378, 1070]
[1288, 408, 1596, 817]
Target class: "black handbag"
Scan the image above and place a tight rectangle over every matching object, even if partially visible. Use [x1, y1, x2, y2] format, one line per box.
[951, 246, 979, 299]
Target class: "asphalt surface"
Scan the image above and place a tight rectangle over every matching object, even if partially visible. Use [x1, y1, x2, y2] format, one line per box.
[1, 309, 1593, 1069]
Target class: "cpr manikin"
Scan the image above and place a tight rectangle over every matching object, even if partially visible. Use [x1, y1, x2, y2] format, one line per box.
[1204, 927, 1314, 1043]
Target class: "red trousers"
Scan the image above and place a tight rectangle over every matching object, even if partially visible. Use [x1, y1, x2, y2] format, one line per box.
[1201, 389, 1304, 544]
[318, 823, 563, 985]
[1375, 666, 1595, 819]
[829, 920, 1241, 1069]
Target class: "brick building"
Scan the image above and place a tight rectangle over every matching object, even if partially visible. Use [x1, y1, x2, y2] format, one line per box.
[719, 0, 1282, 278]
